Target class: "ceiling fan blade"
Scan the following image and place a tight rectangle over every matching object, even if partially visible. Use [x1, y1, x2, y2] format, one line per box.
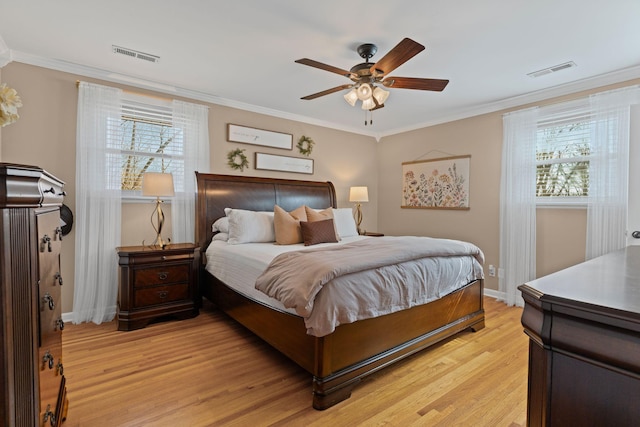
[295, 58, 353, 77]
[301, 84, 353, 100]
[370, 38, 425, 76]
[382, 77, 449, 91]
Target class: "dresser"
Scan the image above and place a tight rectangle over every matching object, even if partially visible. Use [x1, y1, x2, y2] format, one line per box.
[0, 163, 67, 427]
[117, 243, 199, 331]
[519, 246, 640, 426]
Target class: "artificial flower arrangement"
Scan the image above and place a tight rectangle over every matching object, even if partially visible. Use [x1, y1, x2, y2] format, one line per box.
[0, 83, 23, 127]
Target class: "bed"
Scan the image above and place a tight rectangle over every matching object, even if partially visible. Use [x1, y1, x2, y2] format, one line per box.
[195, 173, 485, 410]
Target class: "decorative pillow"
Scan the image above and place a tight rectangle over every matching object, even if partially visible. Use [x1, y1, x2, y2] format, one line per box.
[332, 208, 359, 238]
[273, 205, 307, 245]
[225, 208, 275, 244]
[212, 216, 230, 233]
[300, 219, 339, 246]
[212, 232, 229, 241]
[304, 206, 340, 241]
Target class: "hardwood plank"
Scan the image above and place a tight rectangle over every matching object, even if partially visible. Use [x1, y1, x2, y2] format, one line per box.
[62, 297, 527, 426]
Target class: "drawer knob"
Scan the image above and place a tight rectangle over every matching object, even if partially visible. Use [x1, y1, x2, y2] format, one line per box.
[56, 359, 64, 376]
[55, 226, 64, 241]
[56, 318, 65, 331]
[43, 350, 54, 370]
[54, 272, 64, 286]
[157, 290, 169, 299]
[43, 293, 55, 310]
[157, 272, 169, 280]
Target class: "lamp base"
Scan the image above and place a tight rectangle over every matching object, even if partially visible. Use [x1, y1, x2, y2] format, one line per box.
[150, 198, 169, 249]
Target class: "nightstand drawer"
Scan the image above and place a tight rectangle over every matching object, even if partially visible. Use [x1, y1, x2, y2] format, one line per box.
[133, 264, 190, 288]
[134, 283, 190, 308]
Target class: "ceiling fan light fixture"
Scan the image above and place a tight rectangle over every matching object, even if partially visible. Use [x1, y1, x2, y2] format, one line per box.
[373, 86, 390, 105]
[361, 97, 376, 110]
[356, 83, 373, 100]
[344, 88, 358, 106]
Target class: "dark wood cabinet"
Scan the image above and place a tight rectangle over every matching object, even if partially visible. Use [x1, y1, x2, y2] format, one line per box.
[117, 243, 199, 331]
[519, 246, 640, 426]
[0, 163, 67, 427]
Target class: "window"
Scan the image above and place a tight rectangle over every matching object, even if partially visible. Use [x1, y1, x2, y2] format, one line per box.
[108, 95, 184, 195]
[535, 100, 594, 205]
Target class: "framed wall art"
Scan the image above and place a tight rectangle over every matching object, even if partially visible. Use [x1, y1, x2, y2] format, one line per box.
[255, 152, 314, 175]
[227, 123, 293, 150]
[401, 155, 470, 210]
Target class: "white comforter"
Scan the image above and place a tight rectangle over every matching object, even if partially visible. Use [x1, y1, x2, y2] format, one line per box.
[206, 236, 484, 337]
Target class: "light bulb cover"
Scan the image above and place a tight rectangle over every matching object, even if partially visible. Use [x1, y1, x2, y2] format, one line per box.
[343, 88, 358, 106]
[356, 83, 373, 100]
[373, 86, 390, 105]
[361, 97, 376, 110]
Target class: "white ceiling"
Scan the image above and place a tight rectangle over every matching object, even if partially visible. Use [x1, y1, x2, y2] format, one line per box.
[1, 0, 639, 138]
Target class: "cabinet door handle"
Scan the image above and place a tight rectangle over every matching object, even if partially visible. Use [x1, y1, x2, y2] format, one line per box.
[41, 234, 52, 252]
[54, 272, 63, 286]
[56, 359, 64, 376]
[43, 350, 54, 370]
[56, 318, 65, 331]
[43, 293, 55, 310]
[42, 404, 56, 427]
[55, 226, 63, 241]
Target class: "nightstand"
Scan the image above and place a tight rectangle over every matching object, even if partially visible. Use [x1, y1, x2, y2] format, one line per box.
[364, 232, 384, 237]
[117, 243, 200, 331]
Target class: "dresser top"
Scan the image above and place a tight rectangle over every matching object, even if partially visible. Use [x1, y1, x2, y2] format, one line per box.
[520, 246, 640, 316]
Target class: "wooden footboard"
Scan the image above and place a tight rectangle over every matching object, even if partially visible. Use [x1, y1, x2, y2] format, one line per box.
[204, 273, 484, 410]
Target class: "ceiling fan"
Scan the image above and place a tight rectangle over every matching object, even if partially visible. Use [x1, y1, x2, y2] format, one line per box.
[295, 38, 449, 113]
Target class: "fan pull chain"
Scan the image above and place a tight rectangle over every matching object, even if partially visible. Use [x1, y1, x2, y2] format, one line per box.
[364, 110, 373, 126]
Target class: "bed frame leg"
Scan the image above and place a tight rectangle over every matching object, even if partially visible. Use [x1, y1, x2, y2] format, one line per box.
[469, 318, 485, 332]
[312, 378, 359, 410]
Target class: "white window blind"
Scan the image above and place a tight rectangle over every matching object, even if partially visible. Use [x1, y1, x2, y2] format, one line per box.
[106, 95, 185, 193]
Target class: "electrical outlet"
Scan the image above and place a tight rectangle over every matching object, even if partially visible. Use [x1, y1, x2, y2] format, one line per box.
[488, 265, 496, 277]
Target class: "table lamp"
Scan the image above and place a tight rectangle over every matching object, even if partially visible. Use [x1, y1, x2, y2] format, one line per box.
[142, 172, 175, 248]
[349, 186, 369, 235]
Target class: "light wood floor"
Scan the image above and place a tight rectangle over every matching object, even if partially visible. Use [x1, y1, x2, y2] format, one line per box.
[61, 297, 528, 427]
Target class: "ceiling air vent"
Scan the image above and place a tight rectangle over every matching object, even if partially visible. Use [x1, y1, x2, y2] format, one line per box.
[527, 61, 576, 78]
[112, 45, 160, 63]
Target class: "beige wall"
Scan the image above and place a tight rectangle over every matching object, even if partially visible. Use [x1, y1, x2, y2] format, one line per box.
[376, 77, 640, 294]
[0, 62, 378, 314]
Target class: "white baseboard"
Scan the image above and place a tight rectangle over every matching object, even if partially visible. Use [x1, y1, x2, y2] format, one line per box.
[483, 288, 505, 300]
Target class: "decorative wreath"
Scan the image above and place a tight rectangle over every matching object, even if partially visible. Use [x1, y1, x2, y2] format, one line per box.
[227, 148, 249, 171]
[296, 135, 314, 156]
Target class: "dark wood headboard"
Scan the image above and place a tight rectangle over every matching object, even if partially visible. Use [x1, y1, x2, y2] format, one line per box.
[195, 173, 337, 252]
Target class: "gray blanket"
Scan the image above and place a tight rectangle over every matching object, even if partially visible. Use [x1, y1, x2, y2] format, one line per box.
[255, 236, 484, 318]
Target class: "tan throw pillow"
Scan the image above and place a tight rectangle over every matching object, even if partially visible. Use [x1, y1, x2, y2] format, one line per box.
[304, 206, 340, 241]
[274, 205, 307, 244]
[305, 206, 333, 222]
[300, 219, 339, 246]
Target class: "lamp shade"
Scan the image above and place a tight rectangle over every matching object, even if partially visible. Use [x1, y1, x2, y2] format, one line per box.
[343, 88, 358, 106]
[142, 172, 175, 197]
[349, 186, 369, 203]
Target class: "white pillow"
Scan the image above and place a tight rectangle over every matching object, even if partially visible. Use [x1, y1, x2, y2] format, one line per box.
[212, 232, 229, 241]
[225, 208, 275, 244]
[212, 217, 230, 233]
[332, 208, 359, 238]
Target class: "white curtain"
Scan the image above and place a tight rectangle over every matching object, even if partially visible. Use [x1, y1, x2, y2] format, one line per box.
[499, 107, 538, 306]
[586, 87, 640, 259]
[171, 100, 210, 244]
[73, 82, 123, 324]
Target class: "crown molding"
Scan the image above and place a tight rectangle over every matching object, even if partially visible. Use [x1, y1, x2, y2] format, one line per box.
[380, 64, 640, 138]
[8, 50, 640, 142]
